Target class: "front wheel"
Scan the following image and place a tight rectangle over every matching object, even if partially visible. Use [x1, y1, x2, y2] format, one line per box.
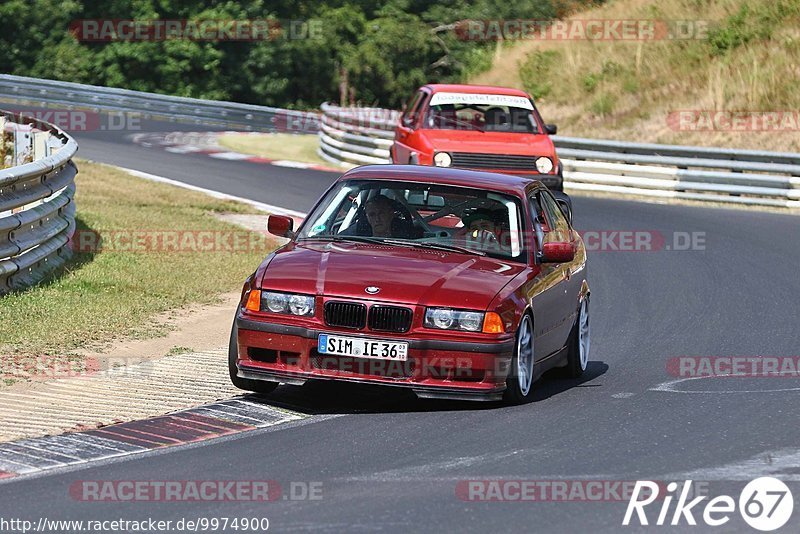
[503, 314, 536, 405]
[564, 298, 590, 378]
[228, 320, 279, 394]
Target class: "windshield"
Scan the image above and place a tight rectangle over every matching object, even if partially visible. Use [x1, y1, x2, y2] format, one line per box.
[423, 92, 539, 133]
[297, 179, 527, 263]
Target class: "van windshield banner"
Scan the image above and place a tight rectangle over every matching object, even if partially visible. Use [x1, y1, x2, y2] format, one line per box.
[429, 93, 533, 110]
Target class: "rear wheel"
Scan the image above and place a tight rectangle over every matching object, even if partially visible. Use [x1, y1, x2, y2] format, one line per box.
[564, 298, 590, 378]
[228, 320, 279, 394]
[503, 314, 535, 405]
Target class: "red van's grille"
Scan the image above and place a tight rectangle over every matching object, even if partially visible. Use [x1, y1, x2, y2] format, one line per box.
[451, 152, 538, 171]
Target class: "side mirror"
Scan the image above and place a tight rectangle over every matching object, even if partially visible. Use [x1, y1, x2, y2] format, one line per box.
[401, 113, 416, 128]
[267, 215, 295, 238]
[545, 124, 558, 135]
[541, 241, 575, 263]
[552, 191, 572, 225]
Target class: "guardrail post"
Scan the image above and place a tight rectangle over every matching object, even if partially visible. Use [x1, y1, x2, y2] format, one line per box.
[33, 131, 49, 160]
[0, 117, 6, 168]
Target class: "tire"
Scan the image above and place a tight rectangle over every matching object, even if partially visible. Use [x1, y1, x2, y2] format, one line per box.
[564, 298, 590, 378]
[228, 320, 279, 394]
[503, 314, 536, 405]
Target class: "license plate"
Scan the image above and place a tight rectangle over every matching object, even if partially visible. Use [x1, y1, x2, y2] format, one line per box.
[318, 334, 408, 361]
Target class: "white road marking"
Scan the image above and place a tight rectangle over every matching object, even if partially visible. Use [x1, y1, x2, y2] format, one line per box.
[165, 145, 204, 154]
[272, 160, 312, 169]
[207, 151, 252, 160]
[345, 450, 530, 482]
[650, 375, 800, 394]
[664, 448, 800, 481]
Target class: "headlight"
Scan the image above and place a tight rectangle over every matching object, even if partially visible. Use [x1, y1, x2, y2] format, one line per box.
[261, 291, 315, 316]
[535, 156, 553, 174]
[264, 292, 289, 313]
[425, 308, 484, 332]
[433, 152, 452, 167]
[289, 294, 314, 316]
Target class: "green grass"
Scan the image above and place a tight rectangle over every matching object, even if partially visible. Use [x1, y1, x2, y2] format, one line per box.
[0, 160, 276, 356]
[470, 0, 800, 151]
[166, 346, 195, 356]
[218, 133, 330, 167]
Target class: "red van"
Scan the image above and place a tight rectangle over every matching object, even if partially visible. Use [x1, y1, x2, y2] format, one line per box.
[391, 84, 563, 190]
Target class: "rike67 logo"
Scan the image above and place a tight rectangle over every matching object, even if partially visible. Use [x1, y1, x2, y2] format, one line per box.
[624, 478, 794, 531]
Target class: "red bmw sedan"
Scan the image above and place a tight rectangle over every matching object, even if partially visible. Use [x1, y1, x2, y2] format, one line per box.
[230, 165, 590, 404]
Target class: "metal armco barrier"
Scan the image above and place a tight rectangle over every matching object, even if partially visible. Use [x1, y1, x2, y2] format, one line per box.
[318, 103, 800, 208]
[0, 74, 319, 134]
[0, 110, 77, 294]
[2, 76, 797, 209]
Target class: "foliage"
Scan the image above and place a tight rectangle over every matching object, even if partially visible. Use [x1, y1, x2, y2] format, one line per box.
[0, 0, 582, 109]
[519, 50, 560, 99]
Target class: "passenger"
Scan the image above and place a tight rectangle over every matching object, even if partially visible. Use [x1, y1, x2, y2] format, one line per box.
[458, 208, 501, 251]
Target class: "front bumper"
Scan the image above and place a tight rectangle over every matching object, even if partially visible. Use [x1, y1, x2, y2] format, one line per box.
[236, 316, 514, 401]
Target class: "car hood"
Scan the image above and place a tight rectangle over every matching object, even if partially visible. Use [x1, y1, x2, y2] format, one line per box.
[259, 241, 526, 309]
[420, 129, 555, 156]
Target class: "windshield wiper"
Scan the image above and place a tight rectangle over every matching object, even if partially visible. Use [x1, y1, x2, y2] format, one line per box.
[382, 239, 486, 256]
[299, 236, 484, 256]
[298, 235, 415, 247]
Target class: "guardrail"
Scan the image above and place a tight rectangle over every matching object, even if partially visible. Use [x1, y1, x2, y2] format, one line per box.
[0, 74, 319, 134]
[318, 103, 800, 208]
[0, 110, 77, 294]
[3, 76, 797, 209]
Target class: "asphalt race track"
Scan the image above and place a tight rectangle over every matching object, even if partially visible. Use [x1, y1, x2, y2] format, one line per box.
[1, 114, 799, 532]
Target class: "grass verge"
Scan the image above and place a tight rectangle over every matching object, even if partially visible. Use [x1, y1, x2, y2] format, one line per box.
[218, 132, 331, 166]
[0, 159, 276, 357]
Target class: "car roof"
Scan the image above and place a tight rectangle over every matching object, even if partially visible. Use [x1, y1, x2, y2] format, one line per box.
[338, 165, 539, 196]
[423, 84, 530, 98]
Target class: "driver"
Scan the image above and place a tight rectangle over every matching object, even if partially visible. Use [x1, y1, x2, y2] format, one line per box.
[364, 194, 402, 237]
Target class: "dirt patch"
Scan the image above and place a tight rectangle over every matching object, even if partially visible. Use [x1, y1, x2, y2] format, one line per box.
[2, 292, 242, 393]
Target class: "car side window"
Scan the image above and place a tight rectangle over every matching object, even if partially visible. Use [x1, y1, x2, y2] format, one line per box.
[402, 91, 424, 128]
[539, 191, 570, 233]
[528, 195, 545, 257]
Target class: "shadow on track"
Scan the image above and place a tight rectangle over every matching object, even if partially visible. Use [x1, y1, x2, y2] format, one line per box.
[240, 360, 609, 415]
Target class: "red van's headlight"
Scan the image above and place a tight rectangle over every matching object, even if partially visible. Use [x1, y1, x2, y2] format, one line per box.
[535, 156, 553, 173]
[433, 152, 452, 167]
